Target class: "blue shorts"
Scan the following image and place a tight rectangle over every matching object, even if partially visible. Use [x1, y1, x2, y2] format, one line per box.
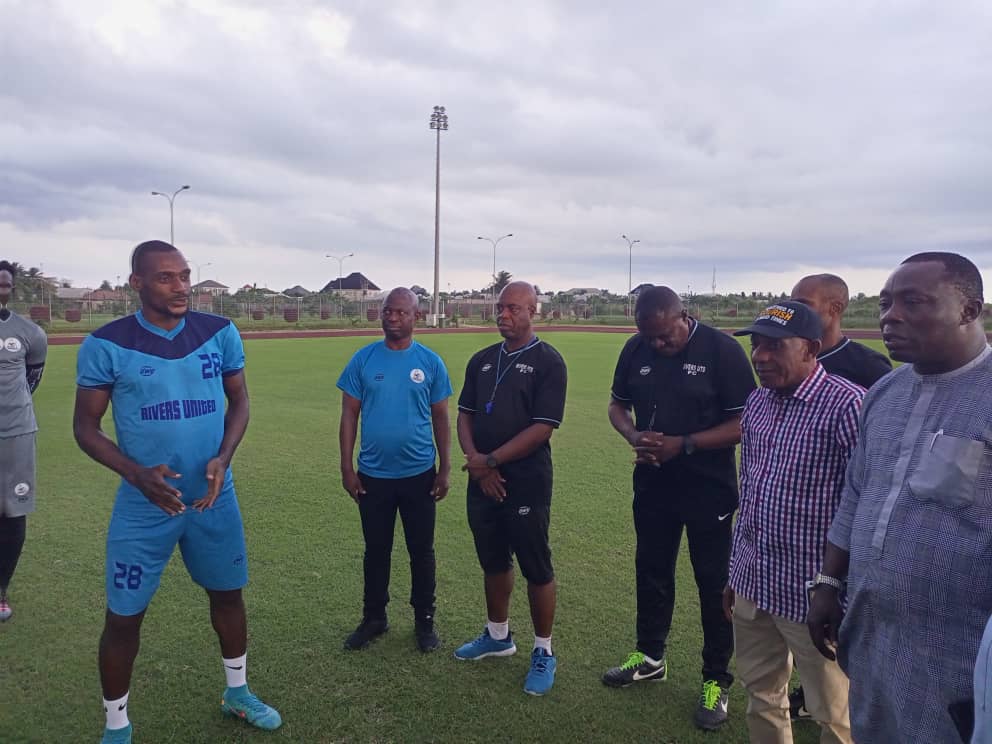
[105, 488, 248, 616]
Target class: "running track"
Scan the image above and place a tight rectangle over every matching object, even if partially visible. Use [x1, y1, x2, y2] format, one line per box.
[46, 325, 889, 346]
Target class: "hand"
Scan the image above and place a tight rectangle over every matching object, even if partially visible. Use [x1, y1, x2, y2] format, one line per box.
[807, 586, 844, 661]
[477, 469, 507, 502]
[722, 584, 735, 623]
[192, 457, 226, 511]
[132, 464, 185, 515]
[431, 469, 450, 502]
[631, 432, 682, 466]
[461, 452, 491, 481]
[342, 469, 367, 503]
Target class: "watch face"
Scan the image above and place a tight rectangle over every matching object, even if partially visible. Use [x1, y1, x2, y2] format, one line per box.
[486, 455, 498, 468]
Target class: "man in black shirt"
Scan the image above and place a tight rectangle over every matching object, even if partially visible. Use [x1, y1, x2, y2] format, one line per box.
[604, 286, 756, 731]
[792, 274, 892, 389]
[453, 282, 567, 697]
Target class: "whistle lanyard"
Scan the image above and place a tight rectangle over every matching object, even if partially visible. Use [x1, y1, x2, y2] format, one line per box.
[486, 337, 540, 414]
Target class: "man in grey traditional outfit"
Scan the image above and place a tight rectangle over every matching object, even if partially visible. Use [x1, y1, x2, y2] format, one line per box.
[808, 252, 992, 743]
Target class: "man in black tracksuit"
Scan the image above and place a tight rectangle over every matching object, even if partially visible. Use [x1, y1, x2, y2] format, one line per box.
[603, 285, 755, 731]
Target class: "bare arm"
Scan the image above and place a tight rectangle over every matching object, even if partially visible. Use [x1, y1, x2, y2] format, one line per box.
[608, 398, 638, 445]
[489, 423, 554, 465]
[430, 399, 451, 501]
[339, 392, 366, 501]
[73, 386, 185, 515]
[457, 410, 506, 501]
[194, 370, 250, 511]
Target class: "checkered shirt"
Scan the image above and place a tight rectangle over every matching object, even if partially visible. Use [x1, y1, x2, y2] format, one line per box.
[730, 363, 864, 623]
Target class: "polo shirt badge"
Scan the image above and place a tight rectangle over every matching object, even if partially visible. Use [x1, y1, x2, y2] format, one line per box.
[481, 363, 493, 372]
[639, 366, 651, 376]
[3, 337, 22, 352]
[683, 363, 707, 376]
[410, 368, 425, 383]
[515, 363, 534, 374]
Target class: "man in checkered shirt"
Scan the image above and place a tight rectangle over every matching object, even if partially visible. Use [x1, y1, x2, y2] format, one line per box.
[725, 300, 864, 744]
[809, 252, 992, 744]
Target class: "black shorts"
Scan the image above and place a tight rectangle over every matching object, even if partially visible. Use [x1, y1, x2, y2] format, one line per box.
[466, 468, 554, 585]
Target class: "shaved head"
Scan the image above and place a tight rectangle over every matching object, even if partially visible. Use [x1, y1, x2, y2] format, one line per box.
[791, 273, 851, 347]
[383, 286, 418, 309]
[501, 281, 538, 307]
[635, 285, 683, 320]
[794, 274, 849, 311]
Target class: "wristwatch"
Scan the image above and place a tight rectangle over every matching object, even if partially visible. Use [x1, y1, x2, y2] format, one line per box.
[811, 573, 845, 591]
[682, 435, 697, 456]
[486, 454, 499, 468]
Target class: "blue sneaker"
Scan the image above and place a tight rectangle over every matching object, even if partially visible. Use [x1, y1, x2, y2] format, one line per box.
[524, 648, 557, 696]
[221, 685, 282, 730]
[100, 723, 132, 743]
[453, 627, 517, 661]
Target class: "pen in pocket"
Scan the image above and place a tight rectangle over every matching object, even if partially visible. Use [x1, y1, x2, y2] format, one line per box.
[929, 429, 944, 451]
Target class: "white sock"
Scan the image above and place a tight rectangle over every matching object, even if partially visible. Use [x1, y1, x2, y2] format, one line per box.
[487, 620, 509, 641]
[103, 692, 130, 730]
[223, 653, 247, 689]
[534, 635, 553, 654]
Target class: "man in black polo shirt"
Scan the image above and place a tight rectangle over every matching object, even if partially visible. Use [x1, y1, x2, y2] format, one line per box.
[792, 274, 892, 389]
[603, 285, 755, 731]
[453, 281, 567, 698]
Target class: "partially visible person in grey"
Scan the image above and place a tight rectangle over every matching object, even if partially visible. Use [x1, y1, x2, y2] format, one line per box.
[0, 260, 48, 622]
[973, 614, 992, 743]
[808, 252, 992, 744]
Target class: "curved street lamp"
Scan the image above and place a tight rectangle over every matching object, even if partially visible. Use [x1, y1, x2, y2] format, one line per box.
[325, 253, 354, 292]
[622, 234, 640, 318]
[151, 185, 191, 245]
[477, 233, 514, 315]
[326, 253, 354, 317]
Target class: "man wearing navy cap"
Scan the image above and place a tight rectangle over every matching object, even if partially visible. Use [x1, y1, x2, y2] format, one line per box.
[724, 301, 862, 744]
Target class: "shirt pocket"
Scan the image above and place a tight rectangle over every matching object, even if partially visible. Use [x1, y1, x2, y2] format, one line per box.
[907, 432, 986, 509]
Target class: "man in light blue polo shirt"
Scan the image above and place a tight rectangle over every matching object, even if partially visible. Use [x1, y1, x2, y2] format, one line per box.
[337, 287, 452, 652]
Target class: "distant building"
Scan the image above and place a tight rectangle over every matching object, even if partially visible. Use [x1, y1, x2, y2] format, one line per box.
[56, 287, 95, 301]
[191, 279, 229, 297]
[319, 272, 381, 302]
[565, 287, 607, 298]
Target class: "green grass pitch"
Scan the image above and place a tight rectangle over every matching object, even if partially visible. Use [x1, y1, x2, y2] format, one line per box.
[7, 332, 880, 742]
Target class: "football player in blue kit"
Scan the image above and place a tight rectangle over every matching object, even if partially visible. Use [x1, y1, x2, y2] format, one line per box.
[73, 241, 280, 743]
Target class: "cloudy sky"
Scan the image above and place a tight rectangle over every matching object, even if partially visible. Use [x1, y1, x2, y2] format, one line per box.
[2, 0, 990, 297]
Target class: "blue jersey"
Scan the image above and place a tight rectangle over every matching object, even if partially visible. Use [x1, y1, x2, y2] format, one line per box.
[77, 310, 245, 508]
[337, 340, 452, 478]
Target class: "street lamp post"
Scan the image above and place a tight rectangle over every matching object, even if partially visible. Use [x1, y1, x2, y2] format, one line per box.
[151, 185, 191, 245]
[477, 233, 513, 316]
[429, 105, 448, 327]
[622, 234, 640, 318]
[325, 253, 354, 317]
